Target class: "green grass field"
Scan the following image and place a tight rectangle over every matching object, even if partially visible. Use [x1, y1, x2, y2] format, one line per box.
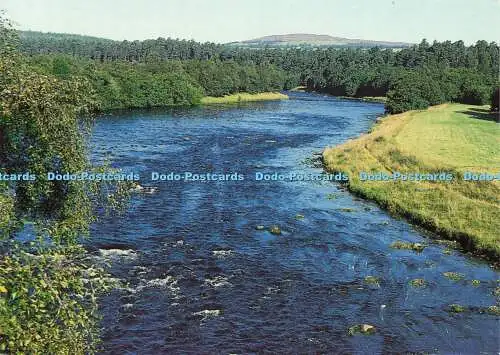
[200, 92, 288, 104]
[323, 104, 500, 260]
[395, 105, 499, 167]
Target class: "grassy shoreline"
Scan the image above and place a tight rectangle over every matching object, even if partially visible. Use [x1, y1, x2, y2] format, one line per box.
[339, 96, 387, 104]
[323, 104, 500, 262]
[200, 92, 288, 104]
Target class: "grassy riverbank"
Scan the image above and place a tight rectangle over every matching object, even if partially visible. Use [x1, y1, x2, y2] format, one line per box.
[323, 104, 500, 260]
[340, 96, 387, 104]
[200, 92, 288, 104]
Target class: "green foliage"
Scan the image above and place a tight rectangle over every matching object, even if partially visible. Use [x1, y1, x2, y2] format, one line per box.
[0, 12, 19, 58]
[491, 87, 499, 112]
[458, 76, 492, 105]
[91, 62, 204, 109]
[26, 56, 286, 110]
[448, 304, 467, 313]
[0, 58, 99, 243]
[19, 30, 221, 61]
[51, 56, 72, 77]
[0, 193, 15, 239]
[1, 14, 124, 352]
[385, 68, 495, 113]
[0, 246, 113, 354]
[16, 31, 499, 114]
[200, 92, 287, 104]
[386, 71, 430, 114]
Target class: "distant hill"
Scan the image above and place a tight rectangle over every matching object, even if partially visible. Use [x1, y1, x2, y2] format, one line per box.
[228, 33, 413, 48]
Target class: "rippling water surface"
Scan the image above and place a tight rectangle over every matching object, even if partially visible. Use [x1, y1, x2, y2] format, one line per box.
[88, 92, 499, 354]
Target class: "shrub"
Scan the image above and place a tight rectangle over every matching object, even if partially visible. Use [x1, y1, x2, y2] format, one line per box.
[0, 247, 113, 353]
[491, 87, 499, 112]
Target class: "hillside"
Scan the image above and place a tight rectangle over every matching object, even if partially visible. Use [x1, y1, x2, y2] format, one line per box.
[230, 33, 413, 48]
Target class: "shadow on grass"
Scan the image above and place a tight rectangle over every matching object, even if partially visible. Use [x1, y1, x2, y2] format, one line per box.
[460, 108, 499, 123]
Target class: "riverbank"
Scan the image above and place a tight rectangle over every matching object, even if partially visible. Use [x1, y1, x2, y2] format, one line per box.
[323, 103, 500, 261]
[200, 92, 288, 104]
[289, 87, 387, 104]
[339, 96, 387, 104]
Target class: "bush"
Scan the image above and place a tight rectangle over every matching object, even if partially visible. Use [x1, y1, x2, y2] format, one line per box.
[459, 80, 491, 105]
[385, 71, 430, 114]
[491, 87, 499, 112]
[0, 247, 113, 354]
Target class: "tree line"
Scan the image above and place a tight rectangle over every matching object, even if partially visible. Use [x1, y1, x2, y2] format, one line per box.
[225, 39, 499, 113]
[26, 55, 286, 110]
[18, 31, 499, 113]
[19, 30, 221, 61]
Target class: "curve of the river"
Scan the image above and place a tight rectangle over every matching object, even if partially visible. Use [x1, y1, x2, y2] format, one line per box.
[88, 92, 499, 354]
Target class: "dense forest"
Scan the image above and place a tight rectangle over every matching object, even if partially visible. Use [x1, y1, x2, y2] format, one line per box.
[18, 31, 500, 113]
[27, 55, 286, 110]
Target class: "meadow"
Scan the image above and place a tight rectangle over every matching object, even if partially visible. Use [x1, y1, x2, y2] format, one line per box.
[323, 104, 500, 260]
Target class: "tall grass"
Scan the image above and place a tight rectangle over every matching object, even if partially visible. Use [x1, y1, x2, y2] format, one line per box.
[323, 104, 500, 260]
[200, 92, 288, 104]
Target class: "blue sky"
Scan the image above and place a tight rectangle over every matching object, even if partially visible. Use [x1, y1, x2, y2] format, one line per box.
[2, 0, 499, 44]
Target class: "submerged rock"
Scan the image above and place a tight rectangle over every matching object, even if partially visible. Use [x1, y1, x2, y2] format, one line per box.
[494, 287, 500, 297]
[143, 276, 181, 297]
[269, 225, 282, 235]
[295, 214, 305, 220]
[146, 276, 176, 288]
[338, 208, 356, 213]
[204, 276, 231, 288]
[364, 276, 381, 286]
[120, 303, 134, 312]
[448, 304, 467, 313]
[409, 278, 426, 287]
[212, 249, 234, 258]
[131, 184, 158, 194]
[98, 248, 137, 260]
[390, 241, 426, 252]
[193, 309, 222, 321]
[348, 324, 376, 336]
[485, 305, 500, 315]
[442, 272, 465, 281]
[435, 239, 459, 248]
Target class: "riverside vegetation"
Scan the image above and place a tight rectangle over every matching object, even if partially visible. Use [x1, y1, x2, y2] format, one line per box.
[18, 30, 499, 113]
[200, 92, 288, 104]
[1, 11, 500, 353]
[0, 15, 128, 353]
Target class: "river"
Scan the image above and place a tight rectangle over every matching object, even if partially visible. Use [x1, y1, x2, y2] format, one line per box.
[88, 92, 499, 354]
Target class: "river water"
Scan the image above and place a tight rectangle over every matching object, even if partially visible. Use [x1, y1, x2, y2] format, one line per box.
[88, 92, 499, 354]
